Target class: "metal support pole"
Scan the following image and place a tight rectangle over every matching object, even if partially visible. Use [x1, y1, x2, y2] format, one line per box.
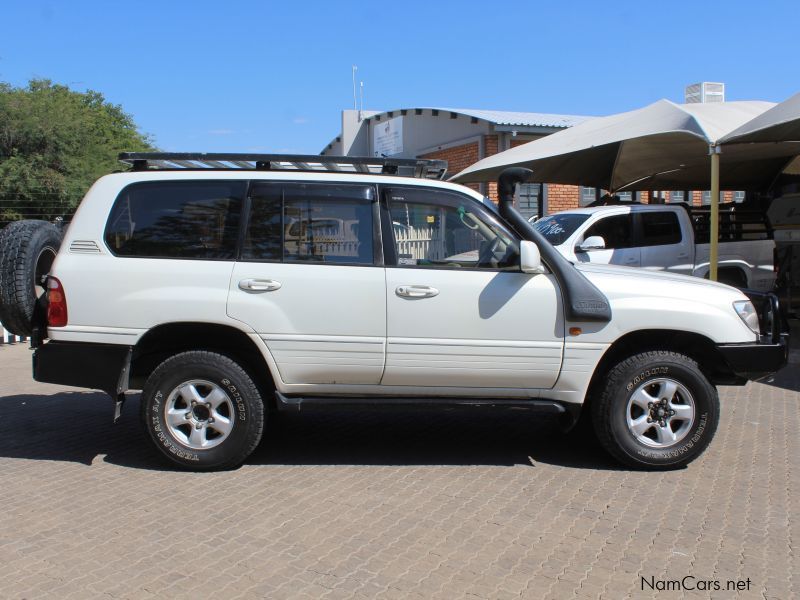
[709, 146, 721, 281]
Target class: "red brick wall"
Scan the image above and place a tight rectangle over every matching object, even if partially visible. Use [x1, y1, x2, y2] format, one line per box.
[547, 184, 581, 213]
[420, 142, 480, 192]
[484, 135, 499, 200]
[485, 135, 499, 155]
[514, 138, 585, 212]
[685, 190, 735, 206]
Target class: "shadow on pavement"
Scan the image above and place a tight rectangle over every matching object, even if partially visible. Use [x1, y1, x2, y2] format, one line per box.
[249, 408, 621, 471]
[0, 391, 165, 469]
[758, 363, 800, 392]
[0, 391, 622, 471]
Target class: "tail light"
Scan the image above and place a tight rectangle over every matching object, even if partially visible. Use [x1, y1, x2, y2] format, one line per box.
[47, 277, 68, 327]
[774, 247, 779, 273]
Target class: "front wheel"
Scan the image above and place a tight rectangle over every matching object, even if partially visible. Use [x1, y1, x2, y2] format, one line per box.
[141, 351, 264, 470]
[592, 351, 719, 469]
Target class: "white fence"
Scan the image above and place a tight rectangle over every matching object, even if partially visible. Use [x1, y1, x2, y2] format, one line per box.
[289, 225, 452, 262]
[0, 322, 26, 345]
[394, 226, 446, 260]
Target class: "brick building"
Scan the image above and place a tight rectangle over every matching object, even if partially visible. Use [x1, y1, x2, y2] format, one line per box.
[321, 108, 734, 219]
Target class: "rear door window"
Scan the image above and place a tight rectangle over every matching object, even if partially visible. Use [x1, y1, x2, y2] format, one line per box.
[243, 183, 377, 265]
[105, 181, 245, 259]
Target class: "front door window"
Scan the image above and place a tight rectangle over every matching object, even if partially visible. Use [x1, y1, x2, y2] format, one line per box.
[386, 187, 519, 271]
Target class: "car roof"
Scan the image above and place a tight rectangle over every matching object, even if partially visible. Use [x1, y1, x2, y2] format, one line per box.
[547, 204, 684, 216]
[98, 169, 488, 202]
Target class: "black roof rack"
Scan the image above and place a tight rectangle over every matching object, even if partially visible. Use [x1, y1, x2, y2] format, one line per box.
[118, 152, 448, 180]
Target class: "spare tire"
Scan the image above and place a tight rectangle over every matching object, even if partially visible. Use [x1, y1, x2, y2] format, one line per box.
[0, 220, 62, 336]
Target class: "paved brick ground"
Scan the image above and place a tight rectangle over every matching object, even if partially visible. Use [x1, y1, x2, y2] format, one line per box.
[0, 343, 797, 599]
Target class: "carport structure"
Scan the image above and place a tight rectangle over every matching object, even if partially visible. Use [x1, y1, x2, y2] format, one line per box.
[453, 94, 800, 281]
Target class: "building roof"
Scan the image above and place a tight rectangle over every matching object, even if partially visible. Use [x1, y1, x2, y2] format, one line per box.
[320, 107, 592, 155]
[431, 108, 591, 128]
[361, 107, 591, 128]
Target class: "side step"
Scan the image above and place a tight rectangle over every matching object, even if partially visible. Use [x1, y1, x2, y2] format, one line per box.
[275, 391, 566, 414]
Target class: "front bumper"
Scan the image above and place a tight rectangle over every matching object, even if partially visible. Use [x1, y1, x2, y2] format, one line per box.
[717, 336, 789, 381]
[717, 291, 789, 381]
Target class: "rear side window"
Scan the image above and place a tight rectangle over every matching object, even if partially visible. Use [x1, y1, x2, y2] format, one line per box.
[641, 211, 682, 246]
[105, 181, 245, 259]
[243, 183, 375, 265]
[583, 214, 635, 249]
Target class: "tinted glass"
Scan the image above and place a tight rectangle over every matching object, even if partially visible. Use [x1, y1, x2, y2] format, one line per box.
[641, 212, 682, 246]
[243, 183, 375, 265]
[534, 214, 591, 245]
[243, 186, 282, 261]
[387, 187, 518, 270]
[583, 214, 634, 249]
[105, 181, 245, 259]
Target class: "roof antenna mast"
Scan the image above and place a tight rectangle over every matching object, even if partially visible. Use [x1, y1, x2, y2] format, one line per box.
[359, 81, 364, 122]
[352, 65, 358, 111]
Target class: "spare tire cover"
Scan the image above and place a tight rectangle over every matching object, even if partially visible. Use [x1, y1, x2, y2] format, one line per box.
[0, 220, 63, 336]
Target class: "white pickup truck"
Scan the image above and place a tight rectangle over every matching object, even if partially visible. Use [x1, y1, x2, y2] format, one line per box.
[533, 203, 776, 291]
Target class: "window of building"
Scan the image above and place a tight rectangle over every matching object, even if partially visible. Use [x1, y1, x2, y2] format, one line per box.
[105, 181, 245, 259]
[243, 183, 375, 265]
[641, 211, 682, 246]
[701, 191, 726, 205]
[583, 214, 635, 249]
[516, 183, 542, 220]
[580, 186, 597, 207]
[616, 191, 633, 202]
[734, 191, 745, 203]
[386, 187, 518, 270]
[670, 191, 685, 203]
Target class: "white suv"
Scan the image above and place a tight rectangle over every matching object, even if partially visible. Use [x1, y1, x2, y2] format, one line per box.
[0, 154, 788, 471]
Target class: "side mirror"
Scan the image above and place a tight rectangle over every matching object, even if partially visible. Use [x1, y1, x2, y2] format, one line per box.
[520, 240, 547, 274]
[578, 235, 606, 252]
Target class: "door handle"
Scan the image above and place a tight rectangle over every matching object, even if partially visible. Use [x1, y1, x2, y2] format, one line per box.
[396, 285, 439, 299]
[624, 258, 638, 264]
[239, 278, 282, 292]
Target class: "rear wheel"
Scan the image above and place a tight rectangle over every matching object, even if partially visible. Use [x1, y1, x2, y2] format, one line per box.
[141, 351, 264, 470]
[0, 220, 62, 336]
[592, 351, 719, 469]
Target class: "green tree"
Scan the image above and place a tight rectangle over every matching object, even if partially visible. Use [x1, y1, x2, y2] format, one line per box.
[0, 79, 154, 225]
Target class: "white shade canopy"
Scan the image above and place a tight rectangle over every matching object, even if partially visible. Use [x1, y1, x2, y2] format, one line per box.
[451, 99, 790, 191]
[720, 92, 800, 144]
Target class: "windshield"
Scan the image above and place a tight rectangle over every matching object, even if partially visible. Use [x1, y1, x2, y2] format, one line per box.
[533, 214, 591, 246]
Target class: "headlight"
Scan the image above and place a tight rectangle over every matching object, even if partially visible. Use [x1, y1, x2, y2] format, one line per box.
[733, 300, 760, 334]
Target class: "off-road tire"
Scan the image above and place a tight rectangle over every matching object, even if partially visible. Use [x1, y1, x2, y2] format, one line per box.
[141, 351, 265, 471]
[0, 220, 62, 336]
[592, 351, 719, 469]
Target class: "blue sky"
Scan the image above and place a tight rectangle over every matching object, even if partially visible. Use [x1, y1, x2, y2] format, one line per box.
[2, 0, 797, 154]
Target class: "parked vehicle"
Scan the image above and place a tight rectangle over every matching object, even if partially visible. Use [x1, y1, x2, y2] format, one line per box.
[532, 203, 776, 291]
[0, 155, 788, 471]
